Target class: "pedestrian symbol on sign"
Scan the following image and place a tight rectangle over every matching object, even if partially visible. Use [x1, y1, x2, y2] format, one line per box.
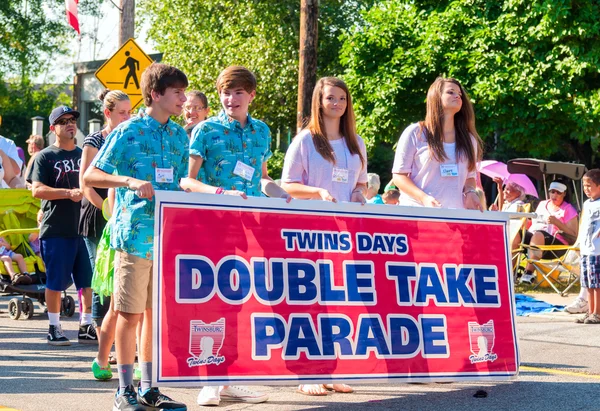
[95, 38, 154, 111]
[120, 51, 140, 89]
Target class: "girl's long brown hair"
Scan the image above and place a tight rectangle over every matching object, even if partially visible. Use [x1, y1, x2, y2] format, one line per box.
[306, 77, 365, 167]
[420, 77, 482, 172]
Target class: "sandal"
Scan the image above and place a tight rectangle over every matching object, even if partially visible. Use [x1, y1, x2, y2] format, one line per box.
[12, 273, 32, 286]
[297, 384, 328, 396]
[323, 383, 354, 393]
[108, 353, 117, 365]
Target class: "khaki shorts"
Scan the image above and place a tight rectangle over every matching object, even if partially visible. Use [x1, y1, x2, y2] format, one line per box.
[113, 251, 153, 314]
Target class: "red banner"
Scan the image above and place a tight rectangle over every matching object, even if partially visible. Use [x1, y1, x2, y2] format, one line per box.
[153, 192, 519, 386]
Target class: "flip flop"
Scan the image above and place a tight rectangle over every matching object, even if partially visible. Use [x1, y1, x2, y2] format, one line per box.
[323, 383, 354, 393]
[296, 384, 328, 396]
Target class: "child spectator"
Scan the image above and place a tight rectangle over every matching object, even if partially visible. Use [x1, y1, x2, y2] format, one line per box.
[575, 169, 600, 324]
[382, 189, 400, 205]
[181, 65, 288, 406]
[28, 209, 43, 257]
[0, 236, 33, 285]
[366, 173, 383, 204]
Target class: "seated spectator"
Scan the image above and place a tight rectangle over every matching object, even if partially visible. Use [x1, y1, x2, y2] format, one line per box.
[382, 189, 400, 205]
[366, 173, 383, 204]
[520, 181, 579, 284]
[489, 177, 527, 212]
[0, 236, 33, 285]
[28, 209, 43, 257]
[0, 135, 24, 188]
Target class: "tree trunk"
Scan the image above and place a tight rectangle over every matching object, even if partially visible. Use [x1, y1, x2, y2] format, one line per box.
[119, 0, 135, 47]
[296, 0, 318, 133]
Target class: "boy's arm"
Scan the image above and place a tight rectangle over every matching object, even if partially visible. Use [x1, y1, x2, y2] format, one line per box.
[84, 166, 154, 199]
[0, 237, 9, 248]
[260, 162, 291, 201]
[181, 155, 247, 198]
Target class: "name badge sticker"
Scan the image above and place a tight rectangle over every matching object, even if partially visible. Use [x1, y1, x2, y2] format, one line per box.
[332, 167, 350, 183]
[440, 164, 459, 177]
[156, 167, 174, 183]
[233, 161, 255, 181]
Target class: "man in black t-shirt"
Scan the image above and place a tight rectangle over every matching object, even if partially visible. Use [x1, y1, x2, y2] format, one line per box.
[27, 106, 97, 346]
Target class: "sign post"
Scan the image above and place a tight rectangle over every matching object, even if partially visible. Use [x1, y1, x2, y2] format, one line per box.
[95, 38, 154, 111]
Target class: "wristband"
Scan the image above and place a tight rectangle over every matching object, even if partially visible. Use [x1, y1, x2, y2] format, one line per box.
[463, 189, 477, 196]
[215, 187, 225, 195]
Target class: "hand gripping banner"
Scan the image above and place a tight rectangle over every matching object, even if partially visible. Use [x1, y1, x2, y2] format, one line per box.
[153, 191, 519, 386]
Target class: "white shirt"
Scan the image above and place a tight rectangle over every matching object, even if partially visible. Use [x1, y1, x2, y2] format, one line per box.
[580, 198, 600, 256]
[0, 135, 23, 171]
[392, 123, 477, 209]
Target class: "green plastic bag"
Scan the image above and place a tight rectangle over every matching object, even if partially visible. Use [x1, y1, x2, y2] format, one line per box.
[91, 220, 115, 304]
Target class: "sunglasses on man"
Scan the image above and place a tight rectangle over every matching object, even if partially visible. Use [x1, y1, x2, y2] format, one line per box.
[55, 117, 77, 126]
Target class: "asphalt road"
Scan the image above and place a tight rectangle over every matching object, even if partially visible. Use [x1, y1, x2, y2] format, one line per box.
[1, 291, 598, 411]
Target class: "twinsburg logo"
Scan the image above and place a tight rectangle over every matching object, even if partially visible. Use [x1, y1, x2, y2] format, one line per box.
[187, 318, 226, 367]
[467, 320, 498, 364]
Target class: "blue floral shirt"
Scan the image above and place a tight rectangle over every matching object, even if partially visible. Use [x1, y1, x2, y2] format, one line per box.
[92, 114, 189, 260]
[189, 110, 272, 196]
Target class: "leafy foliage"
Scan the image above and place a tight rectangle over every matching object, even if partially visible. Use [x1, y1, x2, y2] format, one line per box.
[138, 0, 374, 137]
[341, 0, 600, 169]
[0, 0, 99, 148]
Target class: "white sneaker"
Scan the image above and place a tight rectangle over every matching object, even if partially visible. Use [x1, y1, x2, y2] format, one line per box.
[520, 273, 536, 285]
[220, 386, 269, 404]
[197, 386, 221, 406]
[565, 298, 589, 314]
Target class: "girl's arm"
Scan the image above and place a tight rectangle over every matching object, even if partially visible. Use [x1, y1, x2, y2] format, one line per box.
[80, 145, 105, 209]
[281, 182, 336, 202]
[392, 173, 440, 207]
[260, 163, 291, 201]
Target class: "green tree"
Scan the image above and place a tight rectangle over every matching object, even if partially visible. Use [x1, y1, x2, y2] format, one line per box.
[0, 0, 100, 149]
[138, 0, 375, 177]
[341, 0, 600, 171]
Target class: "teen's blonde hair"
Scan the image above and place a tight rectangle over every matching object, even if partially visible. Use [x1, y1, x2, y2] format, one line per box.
[99, 89, 130, 112]
[306, 77, 364, 167]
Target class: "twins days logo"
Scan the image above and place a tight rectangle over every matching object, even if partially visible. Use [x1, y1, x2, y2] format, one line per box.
[187, 318, 226, 367]
[467, 320, 498, 364]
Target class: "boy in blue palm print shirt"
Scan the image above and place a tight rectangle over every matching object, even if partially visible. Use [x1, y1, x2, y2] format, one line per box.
[181, 66, 290, 406]
[84, 63, 188, 411]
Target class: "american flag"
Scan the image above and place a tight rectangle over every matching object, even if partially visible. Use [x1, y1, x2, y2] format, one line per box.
[65, 0, 79, 34]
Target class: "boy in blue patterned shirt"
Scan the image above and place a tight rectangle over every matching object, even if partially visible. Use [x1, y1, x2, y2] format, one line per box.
[84, 63, 188, 411]
[181, 66, 289, 406]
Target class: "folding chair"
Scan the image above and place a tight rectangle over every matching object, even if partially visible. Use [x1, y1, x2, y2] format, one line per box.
[521, 243, 580, 296]
[508, 203, 531, 282]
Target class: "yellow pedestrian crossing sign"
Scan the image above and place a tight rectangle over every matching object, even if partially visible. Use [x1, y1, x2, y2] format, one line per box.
[95, 38, 154, 111]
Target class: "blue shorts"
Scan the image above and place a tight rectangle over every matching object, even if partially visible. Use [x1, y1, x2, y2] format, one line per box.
[40, 237, 93, 291]
[581, 255, 600, 289]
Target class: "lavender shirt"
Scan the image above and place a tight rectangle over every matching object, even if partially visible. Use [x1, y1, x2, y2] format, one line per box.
[392, 123, 478, 209]
[282, 130, 368, 202]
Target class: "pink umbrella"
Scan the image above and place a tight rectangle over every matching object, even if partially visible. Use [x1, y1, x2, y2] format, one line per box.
[478, 160, 538, 198]
[478, 160, 508, 180]
[505, 173, 538, 198]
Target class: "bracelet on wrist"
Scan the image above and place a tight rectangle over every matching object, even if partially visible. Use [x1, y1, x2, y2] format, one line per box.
[215, 187, 224, 195]
[463, 189, 477, 196]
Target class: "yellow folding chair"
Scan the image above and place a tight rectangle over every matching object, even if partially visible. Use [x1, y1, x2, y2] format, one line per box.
[521, 243, 580, 296]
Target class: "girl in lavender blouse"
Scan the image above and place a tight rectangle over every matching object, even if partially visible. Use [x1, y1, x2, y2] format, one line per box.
[282, 77, 368, 205]
[281, 77, 366, 396]
[391, 77, 483, 211]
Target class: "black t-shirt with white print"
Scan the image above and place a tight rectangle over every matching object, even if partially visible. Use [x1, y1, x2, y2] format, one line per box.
[27, 145, 82, 239]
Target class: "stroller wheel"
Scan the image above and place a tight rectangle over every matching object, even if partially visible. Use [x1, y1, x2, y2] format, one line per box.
[21, 298, 34, 320]
[8, 298, 21, 320]
[61, 295, 76, 317]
